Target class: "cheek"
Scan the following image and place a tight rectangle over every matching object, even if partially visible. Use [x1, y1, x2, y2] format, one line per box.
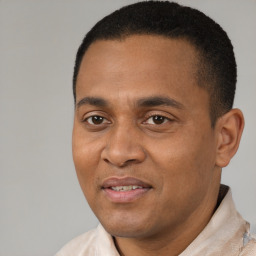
[147, 131, 216, 221]
[149, 127, 216, 191]
[72, 122, 102, 168]
[72, 127, 102, 197]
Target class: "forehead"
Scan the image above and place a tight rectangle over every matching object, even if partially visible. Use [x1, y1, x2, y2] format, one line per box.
[78, 35, 198, 86]
[76, 35, 207, 110]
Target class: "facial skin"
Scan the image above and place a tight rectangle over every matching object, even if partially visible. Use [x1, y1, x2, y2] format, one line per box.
[72, 35, 244, 256]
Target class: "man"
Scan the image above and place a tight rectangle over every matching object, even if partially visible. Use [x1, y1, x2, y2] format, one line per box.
[56, 1, 256, 255]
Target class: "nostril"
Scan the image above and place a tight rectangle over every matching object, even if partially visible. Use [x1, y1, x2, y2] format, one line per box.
[119, 159, 137, 167]
[104, 158, 110, 164]
[101, 142, 146, 167]
[125, 159, 137, 164]
[103, 158, 138, 167]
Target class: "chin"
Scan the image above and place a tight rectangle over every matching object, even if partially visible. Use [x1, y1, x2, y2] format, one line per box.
[104, 224, 149, 238]
[98, 212, 153, 238]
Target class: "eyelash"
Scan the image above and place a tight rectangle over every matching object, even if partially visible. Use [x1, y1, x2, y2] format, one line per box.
[144, 114, 172, 125]
[83, 113, 173, 126]
[84, 115, 110, 125]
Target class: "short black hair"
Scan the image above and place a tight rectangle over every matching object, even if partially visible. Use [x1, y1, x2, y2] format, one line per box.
[73, 1, 237, 126]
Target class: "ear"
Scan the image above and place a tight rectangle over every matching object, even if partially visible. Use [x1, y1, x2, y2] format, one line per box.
[215, 108, 244, 168]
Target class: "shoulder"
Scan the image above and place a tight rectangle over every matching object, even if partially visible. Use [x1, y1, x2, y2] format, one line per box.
[55, 224, 119, 256]
[55, 228, 99, 256]
[239, 233, 256, 256]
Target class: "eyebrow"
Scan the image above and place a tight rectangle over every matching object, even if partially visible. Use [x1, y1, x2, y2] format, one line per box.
[137, 96, 184, 109]
[76, 96, 184, 109]
[76, 97, 108, 108]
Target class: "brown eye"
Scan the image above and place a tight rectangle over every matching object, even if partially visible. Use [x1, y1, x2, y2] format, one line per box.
[152, 116, 166, 124]
[86, 116, 106, 125]
[146, 115, 169, 125]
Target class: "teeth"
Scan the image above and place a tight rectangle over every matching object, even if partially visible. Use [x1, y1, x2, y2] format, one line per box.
[111, 185, 143, 191]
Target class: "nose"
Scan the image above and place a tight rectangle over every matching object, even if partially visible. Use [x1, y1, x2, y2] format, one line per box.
[101, 124, 146, 167]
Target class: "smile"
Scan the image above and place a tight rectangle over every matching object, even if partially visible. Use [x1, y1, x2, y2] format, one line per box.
[101, 177, 152, 203]
[111, 185, 143, 191]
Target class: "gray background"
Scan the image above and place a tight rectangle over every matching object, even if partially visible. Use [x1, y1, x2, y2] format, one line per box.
[0, 0, 255, 255]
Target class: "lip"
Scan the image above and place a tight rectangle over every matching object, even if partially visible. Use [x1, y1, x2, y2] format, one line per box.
[101, 177, 152, 203]
[102, 177, 152, 188]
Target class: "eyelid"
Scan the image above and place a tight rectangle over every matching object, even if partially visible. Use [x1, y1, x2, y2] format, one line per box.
[143, 111, 175, 123]
[85, 116, 110, 125]
[145, 116, 169, 125]
[81, 111, 112, 123]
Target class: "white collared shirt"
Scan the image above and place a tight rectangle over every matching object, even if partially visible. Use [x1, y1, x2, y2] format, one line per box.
[56, 187, 256, 256]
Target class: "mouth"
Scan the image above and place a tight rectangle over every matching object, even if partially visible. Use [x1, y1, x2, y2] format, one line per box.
[110, 185, 143, 191]
[101, 177, 152, 203]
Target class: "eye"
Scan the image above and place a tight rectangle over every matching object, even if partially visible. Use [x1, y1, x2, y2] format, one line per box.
[86, 115, 109, 125]
[145, 115, 170, 125]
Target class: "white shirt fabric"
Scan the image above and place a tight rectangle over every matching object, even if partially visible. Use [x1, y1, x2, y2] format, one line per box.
[56, 186, 256, 256]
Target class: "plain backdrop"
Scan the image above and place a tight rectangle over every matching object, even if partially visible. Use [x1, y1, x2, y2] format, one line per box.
[0, 0, 255, 255]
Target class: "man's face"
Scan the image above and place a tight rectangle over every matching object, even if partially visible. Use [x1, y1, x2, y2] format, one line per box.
[72, 35, 221, 239]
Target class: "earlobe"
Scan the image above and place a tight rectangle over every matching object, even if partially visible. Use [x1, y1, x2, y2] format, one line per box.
[215, 109, 244, 167]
